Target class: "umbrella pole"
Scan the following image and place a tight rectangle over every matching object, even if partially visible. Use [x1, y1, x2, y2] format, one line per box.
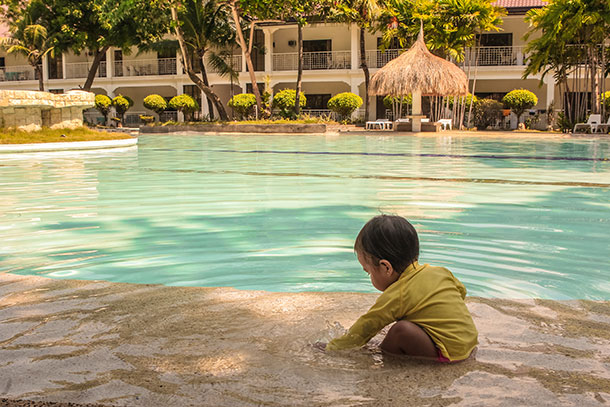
[412, 90, 423, 132]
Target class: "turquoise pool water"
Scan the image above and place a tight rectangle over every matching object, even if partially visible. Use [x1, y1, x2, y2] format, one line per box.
[1, 134, 609, 300]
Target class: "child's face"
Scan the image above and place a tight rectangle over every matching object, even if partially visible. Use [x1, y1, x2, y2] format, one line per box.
[357, 251, 400, 292]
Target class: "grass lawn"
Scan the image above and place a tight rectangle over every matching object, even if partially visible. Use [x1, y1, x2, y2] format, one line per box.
[0, 127, 134, 144]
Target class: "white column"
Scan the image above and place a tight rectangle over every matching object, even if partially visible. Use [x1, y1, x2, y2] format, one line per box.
[201, 89, 210, 118]
[176, 50, 183, 75]
[545, 76, 555, 108]
[106, 48, 113, 78]
[350, 24, 359, 70]
[242, 51, 247, 73]
[351, 80, 360, 120]
[177, 84, 184, 122]
[61, 53, 67, 80]
[263, 28, 273, 73]
[412, 90, 422, 132]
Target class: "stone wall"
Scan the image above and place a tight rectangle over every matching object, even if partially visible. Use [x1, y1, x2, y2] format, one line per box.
[0, 90, 95, 132]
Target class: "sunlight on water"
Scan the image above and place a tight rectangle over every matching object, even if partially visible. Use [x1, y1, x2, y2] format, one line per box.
[1, 134, 609, 299]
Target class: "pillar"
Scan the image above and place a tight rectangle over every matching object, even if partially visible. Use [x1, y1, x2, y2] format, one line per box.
[42, 54, 49, 84]
[263, 28, 273, 73]
[106, 48, 113, 78]
[61, 53, 67, 80]
[350, 24, 359, 71]
[176, 49, 183, 75]
[412, 90, 423, 132]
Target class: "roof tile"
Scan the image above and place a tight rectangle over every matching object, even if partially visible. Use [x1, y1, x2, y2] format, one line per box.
[492, 0, 546, 8]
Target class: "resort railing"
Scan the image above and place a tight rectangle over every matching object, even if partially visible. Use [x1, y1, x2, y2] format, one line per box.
[159, 111, 178, 122]
[273, 51, 351, 71]
[65, 61, 107, 79]
[365, 49, 404, 68]
[113, 58, 177, 77]
[0, 65, 37, 81]
[463, 46, 526, 66]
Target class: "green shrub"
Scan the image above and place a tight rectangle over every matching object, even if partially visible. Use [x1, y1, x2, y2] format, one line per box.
[228, 93, 257, 119]
[473, 99, 503, 130]
[602, 91, 610, 110]
[272, 89, 306, 119]
[502, 89, 538, 123]
[143, 94, 168, 118]
[327, 92, 363, 120]
[169, 94, 200, 121]
[94, 94, 112, 124]
[112, 95, 132, 123]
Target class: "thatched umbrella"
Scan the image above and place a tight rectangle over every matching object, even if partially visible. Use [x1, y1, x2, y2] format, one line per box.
[370, 27, 468, 131]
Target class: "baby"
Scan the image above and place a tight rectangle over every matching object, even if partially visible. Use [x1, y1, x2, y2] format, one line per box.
[325, 215, 478, 362]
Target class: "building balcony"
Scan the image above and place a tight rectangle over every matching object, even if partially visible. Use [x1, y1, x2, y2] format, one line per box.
[0, 65, 37, 81]
[113, 58, 177, 77]
[65, 61, 107, 79]
[463, 46, 527, 66]
[273, 51, 351, 71]
[366, 49, 403, 69]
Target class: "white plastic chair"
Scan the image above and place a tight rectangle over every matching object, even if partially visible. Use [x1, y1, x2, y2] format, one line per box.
[594, 116, 610, 134]
[573, 114, 601, 133]
[438, 119, 452, 130]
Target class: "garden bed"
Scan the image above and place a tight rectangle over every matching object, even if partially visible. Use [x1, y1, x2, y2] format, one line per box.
[140, 122, 327, 134]
[0, 127, 134, 144]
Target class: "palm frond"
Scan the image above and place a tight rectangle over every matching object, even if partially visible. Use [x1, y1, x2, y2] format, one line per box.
[207, 51, 239, 82]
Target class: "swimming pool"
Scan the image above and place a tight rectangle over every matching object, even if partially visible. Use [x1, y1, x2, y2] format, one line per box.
[1, 134, 609, 300]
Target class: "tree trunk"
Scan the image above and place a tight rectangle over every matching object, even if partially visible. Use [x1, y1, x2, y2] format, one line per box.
[230, 3, 264, 117]
[359, 28, 370, 122]
[295, 23, 303, 116]
[467, 38, 481, 128]
[199, 51, 216, 120]
[35, 63, 44, 91]
[171, 7, 229, 121]
[590, 47, 599, 114]
[83, 45, 110, 91]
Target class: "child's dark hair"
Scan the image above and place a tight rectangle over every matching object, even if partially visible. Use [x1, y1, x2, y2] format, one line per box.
[354, 215, 419, 274]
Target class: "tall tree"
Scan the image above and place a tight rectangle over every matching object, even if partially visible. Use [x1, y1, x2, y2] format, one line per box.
[0, 1, 55, 91]
[171, 0, 236, 120]
[379, 0, 503, 126]
[524, 0, 610, 121]
[170, 5, 229, 121]
[332, 0, 382, 122]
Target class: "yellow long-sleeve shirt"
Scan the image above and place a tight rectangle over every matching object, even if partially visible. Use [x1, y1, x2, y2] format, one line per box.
[327, 262, 478, 361]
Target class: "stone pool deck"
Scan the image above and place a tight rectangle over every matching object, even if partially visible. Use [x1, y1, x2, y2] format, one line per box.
[0, 273, 608, 406]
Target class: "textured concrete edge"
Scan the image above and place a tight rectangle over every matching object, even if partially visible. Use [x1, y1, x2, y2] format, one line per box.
[140, 123, 327, 134]
[0, 137, 138, 153]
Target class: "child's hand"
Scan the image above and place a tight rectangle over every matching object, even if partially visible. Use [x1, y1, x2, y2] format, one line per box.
[313, 341, 327, 351]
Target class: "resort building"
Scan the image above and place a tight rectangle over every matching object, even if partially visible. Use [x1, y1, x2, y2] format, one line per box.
[0, 0, 605, 125]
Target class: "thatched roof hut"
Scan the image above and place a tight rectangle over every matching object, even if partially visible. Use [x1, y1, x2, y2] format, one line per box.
[369, 30, 468, 98]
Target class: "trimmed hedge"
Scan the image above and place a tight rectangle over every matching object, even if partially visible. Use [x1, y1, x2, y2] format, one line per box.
[112, 95, 132, 121]
[94, 94, 112, 123]
[473, 98, 503, 130]
[502, 89, 538, 122]
[143, 94, 168, 116]
[327, 92, 363, 119]
[228, 93, 257, 119]
[169, 94, 200, 121]
[272, 89, 306, 119]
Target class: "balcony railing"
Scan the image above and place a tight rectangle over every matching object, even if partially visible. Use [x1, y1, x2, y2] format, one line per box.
[65, 61, 107, 79]
[0, 65, 37, 81]
[273, 51, 351, 71]
[463, 46, 526, 66]
[114, 58, 177, 77]
[366, 49, 403, 68]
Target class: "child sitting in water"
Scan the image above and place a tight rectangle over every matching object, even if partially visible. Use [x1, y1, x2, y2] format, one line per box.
[324, 215, 478, 362]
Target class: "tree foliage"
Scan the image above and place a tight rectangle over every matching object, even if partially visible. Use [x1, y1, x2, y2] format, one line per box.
[328, 92, 363, 119]
[94, 94, 112, 124]
[169, 94, 200, 121]
[473, 98, 503, 130]
[112, 95, 133, 122]
[502, 89, 538, 122]
[272, 89, 306, 119]
[143, 94, 168, 116]
[228, 93, 257, 119]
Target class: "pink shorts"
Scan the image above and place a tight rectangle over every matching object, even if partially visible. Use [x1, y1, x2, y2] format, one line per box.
[436, 348, 471, 363]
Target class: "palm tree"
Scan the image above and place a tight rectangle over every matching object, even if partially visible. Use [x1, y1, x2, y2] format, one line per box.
[525, 0, 610, 122]
[178, 0, 238, 120]
[171, 0, 236, 121]
[332, 0, 382, 122]
[0, 17, 55, 91]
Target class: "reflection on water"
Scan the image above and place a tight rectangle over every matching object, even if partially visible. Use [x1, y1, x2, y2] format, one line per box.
[0, 136, 608, 299]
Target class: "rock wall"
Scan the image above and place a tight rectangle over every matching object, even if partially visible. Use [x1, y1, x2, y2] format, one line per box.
[0, 89, 95, 131]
